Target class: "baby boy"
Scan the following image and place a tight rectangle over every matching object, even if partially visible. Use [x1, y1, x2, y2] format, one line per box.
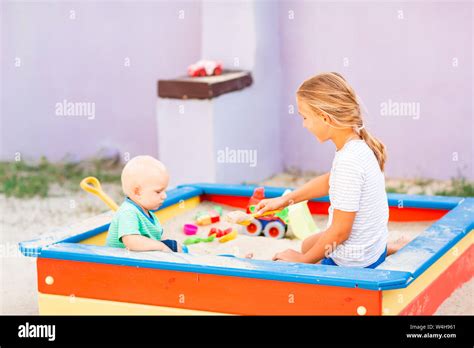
[106, 155, 184, 253]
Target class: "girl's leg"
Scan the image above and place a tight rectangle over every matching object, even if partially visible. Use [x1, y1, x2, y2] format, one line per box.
[387, 236, 410, 256]
[301, 233, 323, 254]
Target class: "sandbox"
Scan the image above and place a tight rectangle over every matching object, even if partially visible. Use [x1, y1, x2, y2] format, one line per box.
[19, 183, 473, 315]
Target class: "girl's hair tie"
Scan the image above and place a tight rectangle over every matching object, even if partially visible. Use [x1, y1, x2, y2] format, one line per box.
[357, 124, 365, 132]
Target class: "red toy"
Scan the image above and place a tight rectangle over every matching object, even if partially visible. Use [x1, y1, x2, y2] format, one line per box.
[187, 60, 223, 77]
[208, 227, 232, 238]
[244, 187, 288, 239]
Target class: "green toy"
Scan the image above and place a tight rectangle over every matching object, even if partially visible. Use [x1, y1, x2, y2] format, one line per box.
[212, 205, 223, 216]
[183, 235, 216, 245]
[194, 205, 223, 220]
[248, 205, 289, 224]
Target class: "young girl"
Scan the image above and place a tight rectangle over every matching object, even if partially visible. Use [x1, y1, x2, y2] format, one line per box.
[256, 72, 390, 268]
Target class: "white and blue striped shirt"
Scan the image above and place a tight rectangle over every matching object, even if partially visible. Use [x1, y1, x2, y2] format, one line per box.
[327, 140, 388, 267]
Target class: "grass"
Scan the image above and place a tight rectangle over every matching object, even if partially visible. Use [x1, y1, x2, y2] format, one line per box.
[386, 181, 407, 194]
[435, 177, 474, 197]
[0, 157, 121, 198]
[1, 158, 473, 199]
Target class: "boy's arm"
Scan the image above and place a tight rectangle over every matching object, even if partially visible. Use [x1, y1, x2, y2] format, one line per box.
[122, 235, 172, 252]
[301, 209, 355, 263]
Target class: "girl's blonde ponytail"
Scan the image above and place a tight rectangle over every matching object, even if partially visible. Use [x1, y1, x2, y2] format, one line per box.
[358, 128, 387, 172]
[297, 72, 387, 172]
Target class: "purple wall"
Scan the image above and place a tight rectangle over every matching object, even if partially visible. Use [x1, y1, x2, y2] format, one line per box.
[279, 1, 473, 180]
[1, 1, 201, 162]
[1, 1, 472, 180]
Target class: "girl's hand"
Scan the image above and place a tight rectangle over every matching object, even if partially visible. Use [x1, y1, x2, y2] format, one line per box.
[255, 196, 289, 215]
[272, 249, 306, 263]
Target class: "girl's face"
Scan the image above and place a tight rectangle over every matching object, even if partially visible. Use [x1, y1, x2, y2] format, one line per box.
[296, 97, 332, 143]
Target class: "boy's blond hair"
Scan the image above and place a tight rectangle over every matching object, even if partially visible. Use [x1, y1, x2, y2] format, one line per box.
[121, 155, 167, 196]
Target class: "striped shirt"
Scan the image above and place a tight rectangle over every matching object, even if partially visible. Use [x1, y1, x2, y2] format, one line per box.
[327, 140, 388, 267]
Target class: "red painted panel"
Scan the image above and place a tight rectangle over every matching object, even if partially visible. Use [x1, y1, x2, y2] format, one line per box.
[38, 258, 381, 315]
[202, 194, 448, 222]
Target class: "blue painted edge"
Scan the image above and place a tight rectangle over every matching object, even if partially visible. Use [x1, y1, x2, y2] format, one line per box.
[40, 242, 411, 290]
[18, 185, 204, 258]
[61, 224, 110, 244]
[179, 183, 463, 210]
[378, 197, 474, 278]
[18, 223, 111, 258]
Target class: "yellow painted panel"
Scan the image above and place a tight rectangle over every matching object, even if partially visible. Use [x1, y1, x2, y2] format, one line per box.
[153, 196, 201, 223]
[38, 293, 228, 315]
[79, 232, 108, 246]
[382, 230, 473, 315]
[79, 196, 201, 246]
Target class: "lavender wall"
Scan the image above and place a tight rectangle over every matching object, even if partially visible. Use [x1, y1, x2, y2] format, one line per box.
[1, 1, 201, 162]
[1, 1, 472, 181]
[279, 1, 473, 180]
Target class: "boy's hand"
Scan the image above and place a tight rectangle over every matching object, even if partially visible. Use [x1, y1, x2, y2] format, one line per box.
[255, 196, 289, 215]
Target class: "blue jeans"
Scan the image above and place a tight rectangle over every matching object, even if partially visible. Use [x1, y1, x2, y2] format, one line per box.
[161, 239, 189, 253]
[321, 247, 387, 269]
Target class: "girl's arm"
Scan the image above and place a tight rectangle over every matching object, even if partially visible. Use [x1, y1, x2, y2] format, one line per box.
[255, 172, 330, 214]
[301, 209, 355, 263]
[273, 209, 354, 263]
[285, 172, 330, 204]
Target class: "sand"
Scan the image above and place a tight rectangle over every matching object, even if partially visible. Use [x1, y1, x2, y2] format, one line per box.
[1, 187, 472, 315]
[161, 201, 431, 261]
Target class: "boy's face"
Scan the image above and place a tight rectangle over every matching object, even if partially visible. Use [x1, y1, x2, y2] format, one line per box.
[132, 171, 169, 211]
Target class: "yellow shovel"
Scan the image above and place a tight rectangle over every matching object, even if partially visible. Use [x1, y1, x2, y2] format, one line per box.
[80, 176, 119, 211]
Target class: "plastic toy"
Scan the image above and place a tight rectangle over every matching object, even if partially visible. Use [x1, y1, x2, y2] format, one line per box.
[213, 206, 223, 216]
[196, 214, 220, 226]
[195, 205, 223, 226]
[183, 235, 215, 246]
[80, 177, 119, 211]
[287, 199, 319, 240]
[225, 209, 282, 226]
[216, 228, 232, 238]
[208, 227, 233, 238]
[241, 187, 289, 239]
[208, 227, 220, 237]
[187, 59, 223, 77]
[183, 224, 198, 235]
[218, 229, 238, 243]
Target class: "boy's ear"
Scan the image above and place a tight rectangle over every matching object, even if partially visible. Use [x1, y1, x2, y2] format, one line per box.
[133, 185, 141, 196]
